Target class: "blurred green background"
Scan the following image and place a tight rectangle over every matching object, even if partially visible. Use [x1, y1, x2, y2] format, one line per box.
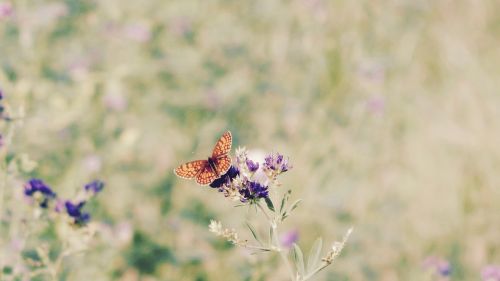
[2, 0, 500, 280]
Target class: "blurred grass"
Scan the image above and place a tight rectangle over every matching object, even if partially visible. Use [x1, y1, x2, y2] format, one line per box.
[2, 0, 500, 280]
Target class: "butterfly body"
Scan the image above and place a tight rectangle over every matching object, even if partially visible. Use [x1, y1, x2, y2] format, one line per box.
[207, 157, 219, 177]
[174, 131, 232, 185]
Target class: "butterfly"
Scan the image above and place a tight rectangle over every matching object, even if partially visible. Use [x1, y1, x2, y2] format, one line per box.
[174, 131, 232, 185]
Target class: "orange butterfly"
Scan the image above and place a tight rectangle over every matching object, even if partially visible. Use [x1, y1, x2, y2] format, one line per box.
[174, 131, 232, 185]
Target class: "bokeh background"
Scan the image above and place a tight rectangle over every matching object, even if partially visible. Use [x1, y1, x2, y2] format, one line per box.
[1, 0, 500, 280]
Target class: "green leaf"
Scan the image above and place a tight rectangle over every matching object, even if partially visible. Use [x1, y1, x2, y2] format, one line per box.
[288, 199, 302, 214]
[281, 212, 289, 221]
[246, 222, 262, 246]
[292, 243, 305, 277]
[306, 237, 323, 274]
[264, 197, 275, 212]
[280, 190, 292, 214]
[269, 226, 274, 245]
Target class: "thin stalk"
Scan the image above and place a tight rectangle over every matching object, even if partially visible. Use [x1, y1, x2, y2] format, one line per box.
[257, 202, 295, 281]
[302, 262, 329, 280]
[243, 244, 273, 251]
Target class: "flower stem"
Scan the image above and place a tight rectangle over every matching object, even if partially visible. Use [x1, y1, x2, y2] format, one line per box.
[257, 201, 295, 281]
[302, 262, 329, 280]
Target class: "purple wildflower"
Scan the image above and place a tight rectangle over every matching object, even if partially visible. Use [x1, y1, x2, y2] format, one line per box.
[281, 229, 299, 248]
[239, 180, 269, 202]
[24, 179, 57, 208]
[85, 180, 105, 194]
[263, 153, 291, 174]
[481, 265, 500, 281]
[423, 256, 451, 277]
[0, 2, 13, 19]
[210, 166, 239, 188]
[246, 159, 259, 172]
[65, 201, 91, 225]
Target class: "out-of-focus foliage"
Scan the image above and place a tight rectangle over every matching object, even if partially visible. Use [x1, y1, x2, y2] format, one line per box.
[1, 0, 500, 280]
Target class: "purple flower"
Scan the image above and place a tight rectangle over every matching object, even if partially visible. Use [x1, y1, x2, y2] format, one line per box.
[281, 230, 299, 248]
[0, 2, 13, 19]
[423, 256, 451, 277]
[85, 180, 105, 194]
[264, 153, 291, 174]
[239, 180, 269, 202]
[246, 159, 259, 172]
[24, 179, 57, 208]
[210, 166, 239, 188]
[65, 201, 90, 225]
[481, 265, 500, 281]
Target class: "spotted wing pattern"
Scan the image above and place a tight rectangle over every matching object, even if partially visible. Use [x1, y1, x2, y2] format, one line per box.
[196, 166, 218, 185]
[212, 131, 232, 158]
[213, 155, 231, 176]
[174, 160, 207, 179]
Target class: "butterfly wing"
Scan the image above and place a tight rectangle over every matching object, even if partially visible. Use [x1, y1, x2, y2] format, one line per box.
[213, 155, 231, 176]
[212, 131, 232, 158]
[174, 160, 207, 179]
[196, 165, 218, 185]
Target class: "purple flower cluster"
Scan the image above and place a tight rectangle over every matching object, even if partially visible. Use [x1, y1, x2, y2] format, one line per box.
[0, 2, 13, 19]
[210, 148, 291, 203]
[246, 159, 259, 172]
[239, 179, 269, 202]
[482, 265, 500, 281]
[85, 180, 105, 194]
[210, 166, 239, 188]
[65, 201, 91, 225]
[24, 178, 104, 226]
[263, 153, 291, 176]
[423, 256, 451, 277]
[24, 179, 57, 208]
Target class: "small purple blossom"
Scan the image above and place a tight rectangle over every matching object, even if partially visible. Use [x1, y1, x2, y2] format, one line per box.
[85, 180, 105, 194]
[281, 229, 299, 248]
[423, 256, 451, 277]
[246, 159, 259, 172]
[239, 180, 269, 202]
[0, 2, 13, 19]
[65, 201, 91, 225]
[264, 153, 291, 174]
[482, 265, 500, 281]
[24, 179, 57, 208]
[210, 166, 239, 188]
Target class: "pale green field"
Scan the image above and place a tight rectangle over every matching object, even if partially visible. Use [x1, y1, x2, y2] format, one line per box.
[1, 0, 500, 280]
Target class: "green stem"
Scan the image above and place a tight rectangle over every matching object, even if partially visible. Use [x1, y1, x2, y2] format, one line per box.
[257, 201, 296, 281]
[302, 262, 329, 281]
[243, 244, 273, 251]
